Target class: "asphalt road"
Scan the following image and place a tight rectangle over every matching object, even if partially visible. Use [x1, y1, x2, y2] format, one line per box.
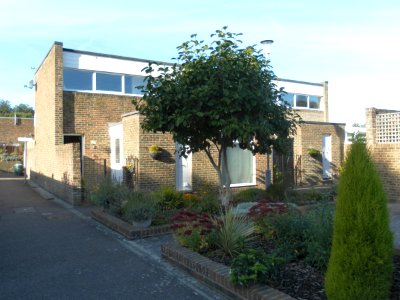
[0, 173, 227, 300]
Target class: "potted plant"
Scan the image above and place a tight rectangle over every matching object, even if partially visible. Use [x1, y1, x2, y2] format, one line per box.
[148, 144, 162, 159]
[123, 192, 158, 228]
[307, 147, 321, 159]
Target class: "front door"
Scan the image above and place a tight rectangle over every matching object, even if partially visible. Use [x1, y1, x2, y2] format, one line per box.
[109, 124, 123, 183]
[322, 134, 332, 179]
[176, 144, 192, 191]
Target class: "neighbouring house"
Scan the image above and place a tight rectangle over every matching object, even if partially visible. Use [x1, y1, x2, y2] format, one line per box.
[276, 79, 345, 186]
[27, 42, 345, 205]
[0, 116, 34, 173]
[366, 108, 400, 203]
[0, 116, 34, 155]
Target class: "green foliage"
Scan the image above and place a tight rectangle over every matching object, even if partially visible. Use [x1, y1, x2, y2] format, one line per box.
[91, 180, 129, 216]
[325, 142, 393, 299]
[211, 207, 255, 257]
[133, 27, 299, 197]
[266, 165, 286, 201]
[285, 187, 337, 204]
[350, 131, 366, 143]
[232, 188, 268, 205]
[122, 192, 158, 222]
[258, 203, 334, 271]
[153, 186, 183, 210]
[303, 203, 334, 270]
[0, 99, 34, 117]
[307, 147, 321, 158]
[172, 210, 215, 252]
[229, 248, 286, 286]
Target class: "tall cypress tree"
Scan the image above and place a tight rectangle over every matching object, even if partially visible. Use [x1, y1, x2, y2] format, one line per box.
[325, 141, 393, 299]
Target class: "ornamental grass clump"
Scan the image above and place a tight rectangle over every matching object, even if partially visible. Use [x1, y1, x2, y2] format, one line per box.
[325, 141, 393, 300]
[212, 207, 255, 257]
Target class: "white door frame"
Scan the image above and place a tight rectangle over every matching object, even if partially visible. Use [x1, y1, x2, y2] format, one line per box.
[322, 134, 332, 179]
[109, 124, 123, 183]
[176, 143, 192, 191]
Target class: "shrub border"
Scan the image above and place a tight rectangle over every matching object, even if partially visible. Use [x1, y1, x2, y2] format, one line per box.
[91, 209, 172, 240]
[161, 240, 295, 300]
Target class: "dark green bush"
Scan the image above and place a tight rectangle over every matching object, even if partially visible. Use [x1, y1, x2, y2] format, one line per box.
[193, 192, 220, 214]
[91, 179, 129, 216]
[304, 203, 334, 270]
[259, 203, 334, 271]
[230, 248, 285, 286]
[153, 186, 183, 210]
[325, 142, 393, 299]
[122, 192, 158, 222]
[232, 188, 268, 205]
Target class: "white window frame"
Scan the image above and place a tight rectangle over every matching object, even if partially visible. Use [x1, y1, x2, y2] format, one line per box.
[63, 68, 145, 97]
[283, 93, 322, 110]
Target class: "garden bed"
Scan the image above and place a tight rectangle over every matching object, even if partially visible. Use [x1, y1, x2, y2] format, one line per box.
[162, 240, 295, 300]
[91, 209, 172, 240]
[163, 237, 400, 300]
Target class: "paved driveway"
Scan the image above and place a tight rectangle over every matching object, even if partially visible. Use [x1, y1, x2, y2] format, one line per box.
[0, 173, 226, 300]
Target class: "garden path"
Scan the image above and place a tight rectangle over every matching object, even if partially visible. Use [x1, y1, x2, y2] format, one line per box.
[0, 172, 227, 300]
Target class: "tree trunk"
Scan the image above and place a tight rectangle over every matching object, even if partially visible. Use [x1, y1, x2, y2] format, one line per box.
[220, 145, 232, 207]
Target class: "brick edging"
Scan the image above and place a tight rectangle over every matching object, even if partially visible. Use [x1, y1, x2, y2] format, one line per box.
[161, 241, 295, 300]
[91, 209, 172, 240]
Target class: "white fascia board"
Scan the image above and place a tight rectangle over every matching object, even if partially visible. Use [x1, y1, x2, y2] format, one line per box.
[63, 52, 168, 76]
[275, 80, 324, 96]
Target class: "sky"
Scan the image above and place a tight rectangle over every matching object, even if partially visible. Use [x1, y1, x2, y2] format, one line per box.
[1, 0, 400, 125]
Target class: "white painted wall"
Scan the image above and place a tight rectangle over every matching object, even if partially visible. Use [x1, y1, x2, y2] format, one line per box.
[275, 80, 324, 96]
[63, 51, 167, 76]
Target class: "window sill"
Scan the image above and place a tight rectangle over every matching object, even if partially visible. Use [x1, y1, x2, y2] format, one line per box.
[230, 183, 257, 188]
[63, 89, 144, 97]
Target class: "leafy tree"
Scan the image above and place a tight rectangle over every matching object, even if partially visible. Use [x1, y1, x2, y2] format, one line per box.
[325, 141, 393, 299]
[13, 103, 34, 118]
[0, 100, 34, 117]
[133, 27, 299, 205]
[0, 99, 12, 115]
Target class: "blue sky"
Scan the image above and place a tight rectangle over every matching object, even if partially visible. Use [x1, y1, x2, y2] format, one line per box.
[1, 0, 400, 124]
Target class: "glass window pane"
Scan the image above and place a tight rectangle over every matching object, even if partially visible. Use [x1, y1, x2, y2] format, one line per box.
[309, 96, 321, 109]
[96, 73, 122, 92]
[222, 145, 254, 185]
[63, 69, 92, 91]
[115, 138, 120, 163]
[295, 94, 308, 107]
[125, 75, 146, 95]
[282, 93, 294, 106]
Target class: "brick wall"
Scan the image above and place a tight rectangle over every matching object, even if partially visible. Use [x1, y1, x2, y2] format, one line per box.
[120, 114, 268, 192]
[0, 117, 34, 145]
[294, 109, 325, 122]
[366, 107, 400, 202]
[32, 42, 60, 183]
[63, 91, 136, 188]
[294, 122, 345, 185]
[31, 143, 81, 204]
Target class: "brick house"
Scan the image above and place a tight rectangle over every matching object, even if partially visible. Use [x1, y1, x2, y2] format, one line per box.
[28, 42, 345, 205]
[366, 108, 400, 202]
[0, 117, 34, 154]
[276, 79, 345, 186]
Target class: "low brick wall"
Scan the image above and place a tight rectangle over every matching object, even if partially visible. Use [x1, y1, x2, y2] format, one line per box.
[161, 241, 294, 300]
[91, 209, 172, 239]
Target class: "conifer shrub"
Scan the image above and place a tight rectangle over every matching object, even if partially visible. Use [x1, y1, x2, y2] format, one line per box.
[325, 142, 393, 299]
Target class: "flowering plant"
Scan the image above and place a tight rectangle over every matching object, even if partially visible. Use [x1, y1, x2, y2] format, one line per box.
[171, 210, 215, 252]
[248, 198, 288, 221]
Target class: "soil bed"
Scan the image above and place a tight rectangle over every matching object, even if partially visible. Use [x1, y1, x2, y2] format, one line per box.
[202, 236, 400, 300]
